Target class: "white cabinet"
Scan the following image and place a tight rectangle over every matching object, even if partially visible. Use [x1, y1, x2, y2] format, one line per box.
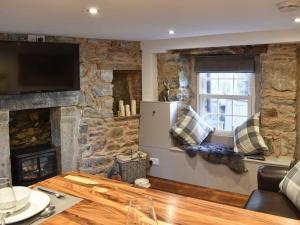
[139, 101, 178, 149]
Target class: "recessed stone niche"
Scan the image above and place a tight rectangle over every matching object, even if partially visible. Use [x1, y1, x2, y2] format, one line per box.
[9, 108, 51, 150]
[112, 70, 142, 116]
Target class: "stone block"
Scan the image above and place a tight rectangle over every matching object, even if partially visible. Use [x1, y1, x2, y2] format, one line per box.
[106, 144, 121, 151]
[100, 110, 113, 118]
[83, 107, 101, 118]
[261, 118, 295, 132]
[60, 106, 79, 117]
[0, 111, 9, 123]
[109, 127, 123, 138]
[261, 108, 278, 117]
[80, 156, 112, 168]
[78, 135, 88, 145]
[100, 70, 113, 82]
[93, 83, 113, 96]
[79, 124, 88, 133]
[126, 131, 138, 136]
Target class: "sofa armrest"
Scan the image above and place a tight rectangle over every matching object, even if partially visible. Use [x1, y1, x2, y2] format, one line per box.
[257, 165, 289, 192]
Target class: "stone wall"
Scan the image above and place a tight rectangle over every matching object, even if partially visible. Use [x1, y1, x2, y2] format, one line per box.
[157, 44, 299, 157]
[260, 44, 298, 156]
[47, 37, 142, 176]
[0, 33, 142, 176]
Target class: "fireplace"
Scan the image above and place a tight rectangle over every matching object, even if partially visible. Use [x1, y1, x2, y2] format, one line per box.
[9, 108, 58, 186]
[10, 145, 57, 186]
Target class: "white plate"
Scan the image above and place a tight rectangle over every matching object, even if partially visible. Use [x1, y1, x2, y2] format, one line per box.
[6, 190, 50, 224]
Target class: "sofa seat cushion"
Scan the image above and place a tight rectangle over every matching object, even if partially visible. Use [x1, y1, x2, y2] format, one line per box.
[244, 190, 300, 219]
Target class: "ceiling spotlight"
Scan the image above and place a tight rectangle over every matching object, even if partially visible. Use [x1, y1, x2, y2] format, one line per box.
[88, 7, 99, 15]
[168, 30, 175, 35]
[295, 17, 300, 23]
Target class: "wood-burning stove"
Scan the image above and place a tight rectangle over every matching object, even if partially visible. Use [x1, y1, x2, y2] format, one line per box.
[10, 145, 57, 186]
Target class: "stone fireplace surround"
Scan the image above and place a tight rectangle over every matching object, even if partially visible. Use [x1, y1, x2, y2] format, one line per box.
[0, 91, 83, 179]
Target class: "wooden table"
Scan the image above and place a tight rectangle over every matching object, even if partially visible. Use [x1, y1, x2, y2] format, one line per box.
[35, 172, 300, 225]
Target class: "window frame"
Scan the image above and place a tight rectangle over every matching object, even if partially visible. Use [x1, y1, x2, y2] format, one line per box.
[196, 72, 256, 136]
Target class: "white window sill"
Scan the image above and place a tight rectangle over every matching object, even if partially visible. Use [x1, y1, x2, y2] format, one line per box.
[211, 131, 233, 138]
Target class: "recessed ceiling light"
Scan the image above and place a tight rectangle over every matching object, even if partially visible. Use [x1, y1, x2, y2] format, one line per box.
[88, 7, 99, 15]
[295, 17, 300, 23]
[168, 30, 175, 35]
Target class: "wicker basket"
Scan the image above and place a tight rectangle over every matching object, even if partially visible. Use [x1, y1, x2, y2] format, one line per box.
[117, 151, 147, 183]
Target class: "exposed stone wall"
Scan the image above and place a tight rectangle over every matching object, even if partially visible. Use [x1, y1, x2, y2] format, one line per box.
[47, 37, 141, 176]
[260, 44, 298, 156]
[0, 33, 142, 176]
[157, 44, 299, 157]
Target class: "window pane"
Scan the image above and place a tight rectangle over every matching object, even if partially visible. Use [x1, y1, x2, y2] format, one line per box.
[204, 98, 218, 114]
[234, 79, 249, 95]
[233, 100, 248, 116]
[234, 73, 251, 79]
[219, 79, 233, 95]
[218, 115, 232, 131]
[208, 79, 218, 94]
[233, 116, 248, 128]
[219, 99, 232, 115]
[204, 114, 218, 129]
[220, 73, 234, 79]
[199, 72, 252, 132]
[208, 73, 218, 79]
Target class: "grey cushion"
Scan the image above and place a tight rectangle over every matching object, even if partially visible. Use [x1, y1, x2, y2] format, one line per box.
[170, 106, 213, 145]
[234, 112, 268, 155]
[280, 161, 300, 210]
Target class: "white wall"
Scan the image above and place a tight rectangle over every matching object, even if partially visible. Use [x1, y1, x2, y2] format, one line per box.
[141, 28, 300, 101]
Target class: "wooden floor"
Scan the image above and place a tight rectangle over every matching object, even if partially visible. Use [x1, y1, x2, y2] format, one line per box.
[148, 176, 249, 208]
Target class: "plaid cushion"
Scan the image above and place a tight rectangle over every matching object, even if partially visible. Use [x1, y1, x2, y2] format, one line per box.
[170, 106, 214, 145]
[234, 113, 268, 155]
[279, 161, 300, 210]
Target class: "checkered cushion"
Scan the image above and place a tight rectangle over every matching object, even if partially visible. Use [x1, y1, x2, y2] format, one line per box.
[170, 106, 214, 145]
[280, 161, 300, 210]
[234, 113, 268, 155]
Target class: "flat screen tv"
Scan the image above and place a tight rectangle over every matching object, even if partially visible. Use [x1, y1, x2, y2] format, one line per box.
[0, 41, 80, 95]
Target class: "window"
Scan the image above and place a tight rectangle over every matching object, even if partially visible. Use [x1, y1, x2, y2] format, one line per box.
[197, 73, 254, 133]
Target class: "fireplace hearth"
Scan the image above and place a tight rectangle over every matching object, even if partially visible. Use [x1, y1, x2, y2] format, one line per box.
[10, 144, 57, 186]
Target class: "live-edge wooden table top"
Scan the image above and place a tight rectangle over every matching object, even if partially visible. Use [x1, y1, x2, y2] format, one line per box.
[34, 172, 300, 225]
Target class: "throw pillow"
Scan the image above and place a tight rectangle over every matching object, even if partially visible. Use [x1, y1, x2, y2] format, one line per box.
[234, 112, 268, 155]
[170, 106, 214, 145]
[279, 161, 300, 210]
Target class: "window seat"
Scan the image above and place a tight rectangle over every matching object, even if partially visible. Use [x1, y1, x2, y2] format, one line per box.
[141, 145, 294, 195]
[169, 146, 293, 167]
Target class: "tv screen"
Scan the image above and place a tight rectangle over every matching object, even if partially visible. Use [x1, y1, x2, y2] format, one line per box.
[0, 41, 80, 95]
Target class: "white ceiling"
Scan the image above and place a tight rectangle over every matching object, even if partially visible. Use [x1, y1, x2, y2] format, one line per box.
[0, 0, 300, 41]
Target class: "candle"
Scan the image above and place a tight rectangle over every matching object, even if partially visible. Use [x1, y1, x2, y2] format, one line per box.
[120, 105, 125, 117]
[125, 104, 131, 117]
[119, 100, 124, 109]
[131, 100, 136, 115]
